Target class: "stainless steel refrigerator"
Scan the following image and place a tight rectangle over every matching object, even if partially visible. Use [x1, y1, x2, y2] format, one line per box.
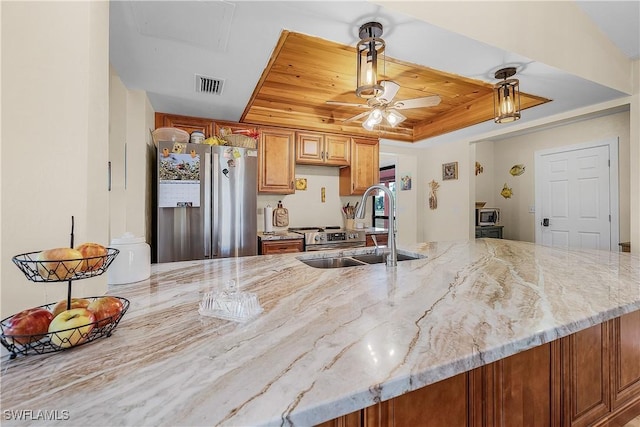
[156, 141, 257, 263]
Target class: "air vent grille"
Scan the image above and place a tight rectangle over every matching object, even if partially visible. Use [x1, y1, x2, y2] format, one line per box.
[195, 75, 224, 95]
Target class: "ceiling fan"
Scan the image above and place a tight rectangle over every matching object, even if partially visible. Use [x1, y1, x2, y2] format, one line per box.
[326, 81, 441, 130]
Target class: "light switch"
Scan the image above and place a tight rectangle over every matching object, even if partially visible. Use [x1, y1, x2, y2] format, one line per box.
[528, 206, 535, 213]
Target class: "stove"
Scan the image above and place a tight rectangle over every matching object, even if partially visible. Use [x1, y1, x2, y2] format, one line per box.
[288, 226, 366, 251]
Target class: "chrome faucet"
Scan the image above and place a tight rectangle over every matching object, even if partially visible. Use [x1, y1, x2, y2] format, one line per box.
[356, 184, 397, 267]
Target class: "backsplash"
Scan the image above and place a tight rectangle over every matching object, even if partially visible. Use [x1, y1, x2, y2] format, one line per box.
[257, 165, 366, 232]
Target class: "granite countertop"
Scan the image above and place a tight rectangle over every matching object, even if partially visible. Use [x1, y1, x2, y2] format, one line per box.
[258, 231, 304, 241]
[1, 240, 639, 426]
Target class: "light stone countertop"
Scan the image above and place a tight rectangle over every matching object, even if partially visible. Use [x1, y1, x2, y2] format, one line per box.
[258, 231, 304, 241]
[1, 239, 639, 426]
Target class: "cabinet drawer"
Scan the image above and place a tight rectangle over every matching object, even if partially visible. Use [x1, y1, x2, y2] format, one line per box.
[260, 239, 303, 255]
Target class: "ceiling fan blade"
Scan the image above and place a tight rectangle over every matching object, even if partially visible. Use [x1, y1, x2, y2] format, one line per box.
[343, 111, 372, 123]
[393, 95, 441, 109]
[379, 81, 400, 103]
[326, 101, 370, 108]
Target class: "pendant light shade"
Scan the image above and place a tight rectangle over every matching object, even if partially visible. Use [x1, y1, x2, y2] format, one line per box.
[356, 22, 385, 99]
[493, 67, 521, 123]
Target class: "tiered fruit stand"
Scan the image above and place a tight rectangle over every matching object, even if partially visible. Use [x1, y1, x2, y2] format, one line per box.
[0, 217, 130, 359]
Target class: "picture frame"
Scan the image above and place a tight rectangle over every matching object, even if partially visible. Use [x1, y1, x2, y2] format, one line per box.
[442, 162, 458, 180]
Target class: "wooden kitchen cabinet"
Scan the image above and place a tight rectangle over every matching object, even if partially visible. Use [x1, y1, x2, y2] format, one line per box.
[296, 132, 350, 166]
[318, 313, 640, 427]
[339, 138, 379, 195]
[366, 233, 388, 247]
[155, 112, 215, 138]
[259, 239, 303, 255]
[258, 127, 296, 194]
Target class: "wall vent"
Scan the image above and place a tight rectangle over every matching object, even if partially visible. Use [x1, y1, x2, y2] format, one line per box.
[195, 74, 224, 95]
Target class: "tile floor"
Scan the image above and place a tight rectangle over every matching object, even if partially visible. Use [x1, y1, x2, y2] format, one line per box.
[624, 414, 640, 427]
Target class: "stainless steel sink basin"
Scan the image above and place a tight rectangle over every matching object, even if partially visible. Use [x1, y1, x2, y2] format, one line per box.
[298, 252, 424, 268]
[299, 257, 366, 269]
[351, 253, 422, 264]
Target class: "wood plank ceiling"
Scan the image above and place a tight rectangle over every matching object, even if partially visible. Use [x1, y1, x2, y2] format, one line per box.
[241, 31, 550, 143]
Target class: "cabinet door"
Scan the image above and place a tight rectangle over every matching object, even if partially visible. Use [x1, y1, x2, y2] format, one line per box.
[340, 138, 379, 195]
[366, 234, 388, 247]
[260, 240, 303, 255]
[258, 128, 296, 194]
[562, 323, 611, 427]
[296, 132, 325, 165]
[485, 341, 560, 427]
[611, 311, 640, 412]
[324, 134, 350, 166]
[155, 112, 214, 138]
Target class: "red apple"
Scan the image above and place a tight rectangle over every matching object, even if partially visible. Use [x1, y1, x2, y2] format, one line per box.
[36, 248, 83, 280]
[48, 308, 96, 348]
[87, 296, 124, 327]
[76, 242, 108, 272]
[52, 298, 90, 318]
[4, 308, 54, 345]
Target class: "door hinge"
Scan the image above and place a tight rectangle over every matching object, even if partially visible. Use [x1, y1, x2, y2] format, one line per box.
[609, 214, 611, 222]
[608, 159, 610, 167]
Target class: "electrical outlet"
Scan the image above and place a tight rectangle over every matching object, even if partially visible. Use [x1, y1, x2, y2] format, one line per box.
[528, 206, 535, 213]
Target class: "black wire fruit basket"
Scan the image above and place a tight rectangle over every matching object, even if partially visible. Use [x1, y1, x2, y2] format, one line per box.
[3, 216, 129, 359]
[0, 296, 130, 359]
[12, 248, 120, 282]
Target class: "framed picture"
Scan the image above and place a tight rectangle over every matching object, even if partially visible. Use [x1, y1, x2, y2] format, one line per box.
[442, 162, 458, 180]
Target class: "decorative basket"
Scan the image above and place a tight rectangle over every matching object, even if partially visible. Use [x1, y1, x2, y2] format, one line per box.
[0, 296, 130, 358]
[12, 248, 120, 282]
[223, 134, 257, 149]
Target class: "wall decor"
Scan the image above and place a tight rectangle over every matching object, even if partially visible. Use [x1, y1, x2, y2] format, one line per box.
[475, 161, 484, 176]
[428, 180, 440, 210]
[400, 174, 412, 190]
[500, 183, 513, 199]
[442, 162, 458, 180]
[295, 178, 307, 191]
[509, 164, 526, 176]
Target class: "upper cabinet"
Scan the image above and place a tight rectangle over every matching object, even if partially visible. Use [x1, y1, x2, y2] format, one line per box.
[155, 113, 214, 138]
[258, 127, 296, 194]
[340, 138, 379, 195]
[296, 132, 350, 166]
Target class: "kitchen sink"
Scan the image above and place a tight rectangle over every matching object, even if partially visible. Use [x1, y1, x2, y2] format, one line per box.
[299, 257, 366, 269]
[350, 253, 422, 264]
[298, 252, 424, 269]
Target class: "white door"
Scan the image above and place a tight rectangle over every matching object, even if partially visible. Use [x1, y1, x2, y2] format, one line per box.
[535, 139, 618, 251]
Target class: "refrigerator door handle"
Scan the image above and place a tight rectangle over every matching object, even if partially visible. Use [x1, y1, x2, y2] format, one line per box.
[211, 150, 219, 257]
[204, 152, 212, 258]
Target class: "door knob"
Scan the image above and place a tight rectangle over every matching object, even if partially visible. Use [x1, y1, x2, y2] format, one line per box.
[542, 218, 550, 227]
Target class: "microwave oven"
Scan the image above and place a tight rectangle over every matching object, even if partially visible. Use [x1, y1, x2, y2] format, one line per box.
[476, 208, 500, 226]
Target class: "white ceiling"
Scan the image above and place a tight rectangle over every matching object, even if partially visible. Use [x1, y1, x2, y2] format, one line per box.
[109, 1, 639, 146]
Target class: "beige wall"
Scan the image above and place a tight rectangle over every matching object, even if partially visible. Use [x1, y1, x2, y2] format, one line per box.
[476, 110, 631, 243]
[415, 140, 472, 242]
[1, 2, 110, 317]
[474, 142, 496, 208]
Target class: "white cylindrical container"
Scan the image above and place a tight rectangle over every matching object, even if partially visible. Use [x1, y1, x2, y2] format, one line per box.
[108, 232, 151, 285]
[264, 205, 273, 233]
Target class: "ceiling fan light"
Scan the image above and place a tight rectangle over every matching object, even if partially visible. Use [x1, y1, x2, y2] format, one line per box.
[362, 117, 377, 131]
[493, 67, 521, 124]
[356, 22, 385, 99]
[370, 108, 383, 122]
[384, 109, 406, 127]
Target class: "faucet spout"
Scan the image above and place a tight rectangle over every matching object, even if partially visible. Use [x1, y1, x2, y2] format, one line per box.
[356, 184, 397, 267]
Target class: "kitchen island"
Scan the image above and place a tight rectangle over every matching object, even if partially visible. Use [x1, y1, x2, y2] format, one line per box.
[1, 239, 639, 426]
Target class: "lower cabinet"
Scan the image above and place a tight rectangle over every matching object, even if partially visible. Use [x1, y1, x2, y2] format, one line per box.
[366, 233, 388, 247]
[475, 226, 503, 239]
[317, 312, 640, 427]
[259, 239, 303, 255]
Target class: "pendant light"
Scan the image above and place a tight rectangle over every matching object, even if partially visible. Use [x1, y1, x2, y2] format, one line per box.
[356, 22, 385, 99]
[493, 67, 521, 123]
